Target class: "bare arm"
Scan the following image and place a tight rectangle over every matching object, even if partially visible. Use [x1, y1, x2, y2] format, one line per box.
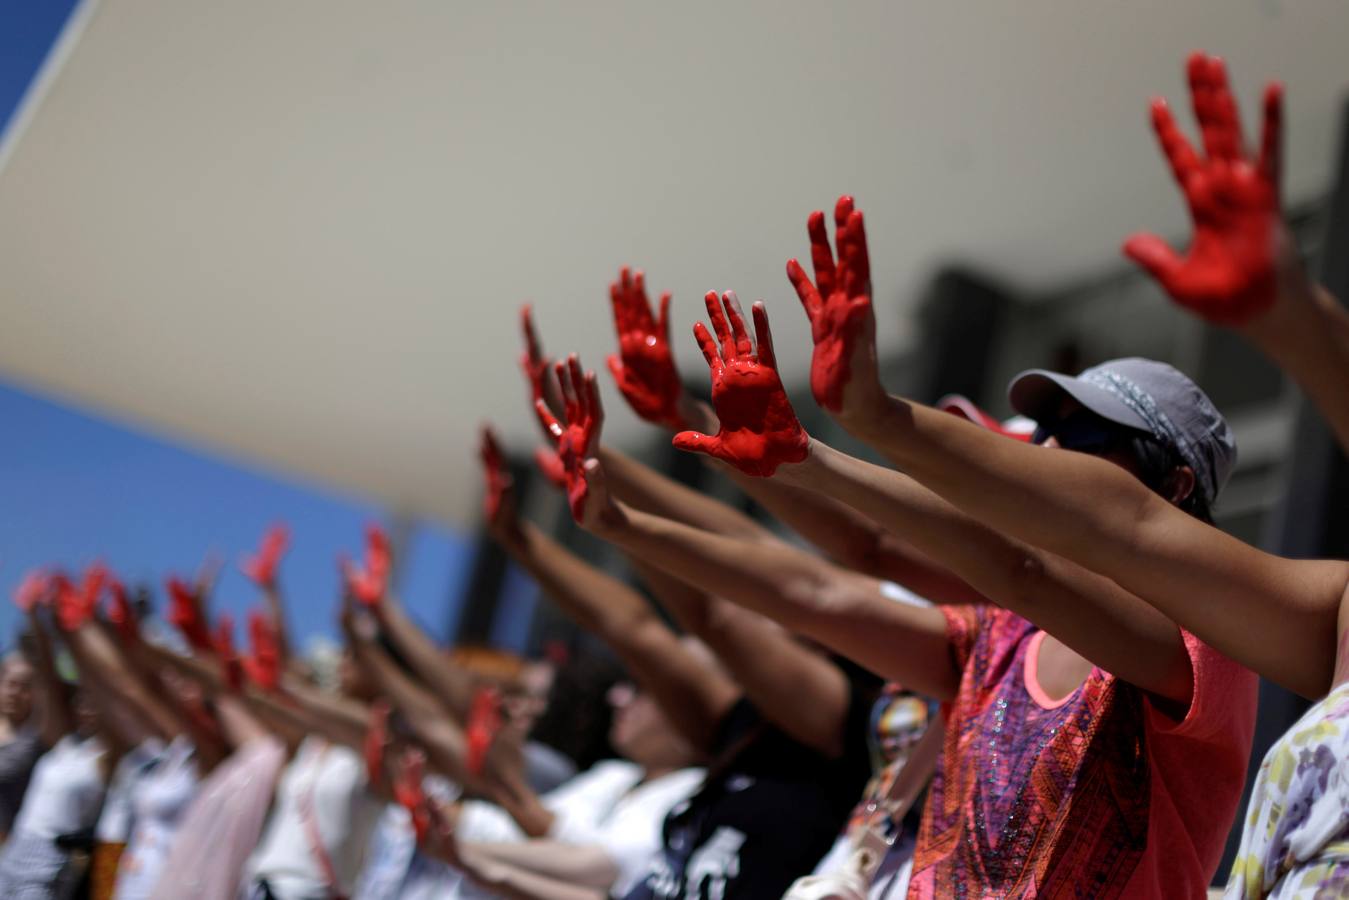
[373, 596, 477, 722]
[275, 674, 369, 750]
[344, 624, 472, 786]
[440, 844, 606, 900]
[777, 440, 1194, 706]
[488, 498, 738, 754]
[25, 610, 71, 747]
[623, 553, 854, 757]
[1241, 281, 1349, 454]
[841, 393, 1345, 698]
[578, 461, 958, 703]
[536, 361, 874, 754]
[65, 622, 181, 741]
[597, 266, 976, 600]
[678, 402, 983, 603]
[466, 840, 619, 891]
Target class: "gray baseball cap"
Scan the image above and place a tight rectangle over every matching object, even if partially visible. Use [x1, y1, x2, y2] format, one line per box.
[1007, 357, 1236, 507]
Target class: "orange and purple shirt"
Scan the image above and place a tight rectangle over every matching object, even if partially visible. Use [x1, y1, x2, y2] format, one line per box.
[908, 606, 1257, 898]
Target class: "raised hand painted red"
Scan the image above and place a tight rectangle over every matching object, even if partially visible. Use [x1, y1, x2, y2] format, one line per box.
[243, 609, 283, 692]
[13, 569, 51, 613]
[365, 700, 391, 787]
[1124, 52, 1284, 325]
[606, 266, 686, 427]
[786, 196, 873, 412]
[213, 613, 244, 692]
[57, 564, 106, 632]
[673, 293, 808, 476]
[519, 304, 552, 407]
[106, 578, 137, 645]
[535, 355, 604, 521]
[395, 749, 431, 844]
[343, 525, 391, 608]
[479, 426, 513, 526]
[466, 685, 502, 777]
[517, 305, 568, 488]
[166, 575, 213, 651]
[241, 524, 290, 588]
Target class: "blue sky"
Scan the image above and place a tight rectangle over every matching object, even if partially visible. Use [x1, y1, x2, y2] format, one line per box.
[0, 381, 479, 652]
[0, 0, 82, 142]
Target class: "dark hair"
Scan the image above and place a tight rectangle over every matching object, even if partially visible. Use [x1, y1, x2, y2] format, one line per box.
[528, 650, 625, 771]
[1122, 432, 1214, 524]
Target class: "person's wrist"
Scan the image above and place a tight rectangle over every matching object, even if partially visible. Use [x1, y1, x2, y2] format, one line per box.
[584, 498, 629, 537]
[775, 437, 822, 484]
[833, 387, 889, 439]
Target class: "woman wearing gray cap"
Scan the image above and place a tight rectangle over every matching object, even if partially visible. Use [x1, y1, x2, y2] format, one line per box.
[653, 282, 1257, 898]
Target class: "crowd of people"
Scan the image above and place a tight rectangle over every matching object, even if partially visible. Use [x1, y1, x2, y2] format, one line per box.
[2, 50, 1348, 899]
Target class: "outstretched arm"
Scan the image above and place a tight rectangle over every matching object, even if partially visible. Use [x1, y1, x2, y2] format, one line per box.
[599, 270, 975, 599]
[342, 612, 472, 786]
[579, 460, 956, 704]
[785, 194, 1347, 699]
[776, 440, 1193, 706]
[1122, 52, 1349, 454]
[389, 763, 609, 900]
[371, 594, 477, 722]
[426, 835, 606, 900]
[483, 426, 738, 753]
[553, 364, 955, 705]
[538, 363, 871, 755]
[627, 552, 857, 757]
[66, 616, 181, 744]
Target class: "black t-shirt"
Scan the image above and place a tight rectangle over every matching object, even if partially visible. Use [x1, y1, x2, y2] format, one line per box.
[620, 664, 879, 900]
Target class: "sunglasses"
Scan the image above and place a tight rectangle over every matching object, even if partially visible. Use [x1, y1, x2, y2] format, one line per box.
[1032, 410, 1132, 456]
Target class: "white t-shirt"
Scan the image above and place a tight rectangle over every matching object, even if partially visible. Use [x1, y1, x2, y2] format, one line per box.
[113, 735, 199, 900]
[245, 737, 384, 899]
[354, 776, 462, 900]
[457, 761, 705, 895]
[12, 734, 107, 840]
[96, 737, 165, 844]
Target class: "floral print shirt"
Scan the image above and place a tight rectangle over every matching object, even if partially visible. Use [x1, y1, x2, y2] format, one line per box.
[1226, 680, 1349, 898]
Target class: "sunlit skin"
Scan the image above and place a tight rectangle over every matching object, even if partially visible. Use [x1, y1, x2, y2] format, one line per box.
[338, 646, 378, 702]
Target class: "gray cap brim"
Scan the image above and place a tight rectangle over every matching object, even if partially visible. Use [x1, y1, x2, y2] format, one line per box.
[1007, 369, 1152, 434]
